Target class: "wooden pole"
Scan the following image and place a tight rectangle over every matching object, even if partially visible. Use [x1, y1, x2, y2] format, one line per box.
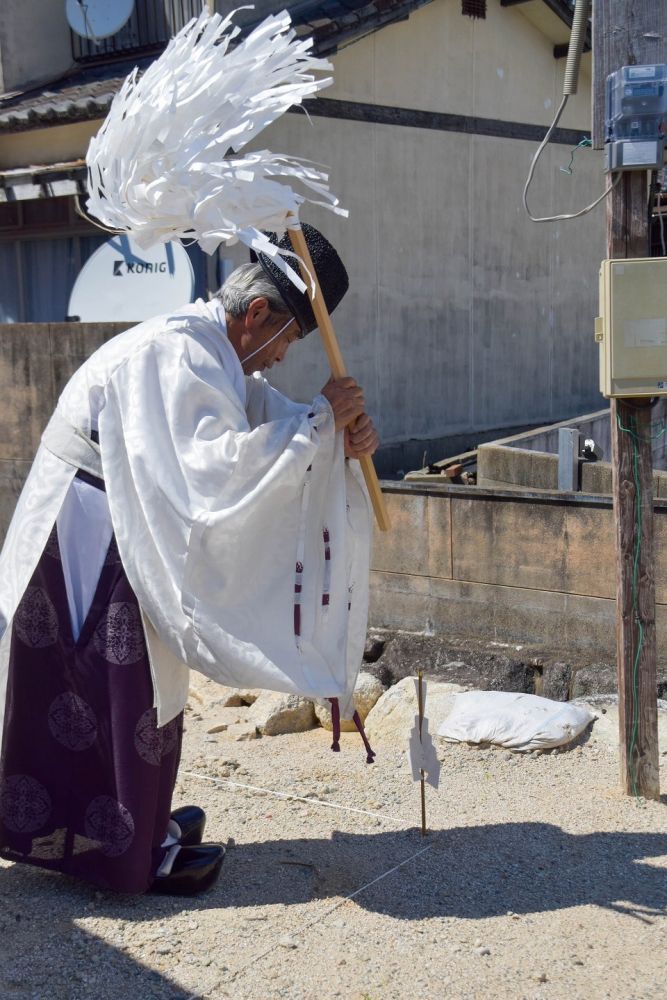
[287, 222, 391, 532]
[417, 671, 426, 836]
[593, 1, 664, 799]
[608, 176, 660, 800]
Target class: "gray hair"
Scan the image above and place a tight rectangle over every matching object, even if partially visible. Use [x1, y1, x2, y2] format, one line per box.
[216, 263, 289, 319]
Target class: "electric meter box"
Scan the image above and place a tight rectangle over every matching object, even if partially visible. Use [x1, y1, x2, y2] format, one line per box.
[596, 257, 667, 398]
[605, 64, 667, 171]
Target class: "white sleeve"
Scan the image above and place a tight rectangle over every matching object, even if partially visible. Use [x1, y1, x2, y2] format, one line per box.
[97, 330, 369, 703]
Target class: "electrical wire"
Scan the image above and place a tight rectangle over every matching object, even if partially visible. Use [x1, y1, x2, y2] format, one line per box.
[523, 93, 621, 222]
[522, 0, 621, 224]
[73, 192, 124, 234]
[560, 137, 592, 175]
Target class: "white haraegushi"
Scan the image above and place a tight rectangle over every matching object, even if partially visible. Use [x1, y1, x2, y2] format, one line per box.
[85, 7, 345, 290]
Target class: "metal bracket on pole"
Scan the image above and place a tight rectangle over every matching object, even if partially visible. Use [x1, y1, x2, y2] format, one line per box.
[558, 428, 580, 492]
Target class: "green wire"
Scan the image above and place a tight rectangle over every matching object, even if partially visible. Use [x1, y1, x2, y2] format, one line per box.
[629, 435, 641, 799]
[560, 136, 592, 175]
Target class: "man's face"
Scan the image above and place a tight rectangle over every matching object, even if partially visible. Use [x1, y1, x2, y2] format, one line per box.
[240, 300, 301, 374]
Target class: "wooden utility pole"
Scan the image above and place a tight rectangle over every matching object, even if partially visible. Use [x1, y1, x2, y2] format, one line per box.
[592, 1, 666, 799]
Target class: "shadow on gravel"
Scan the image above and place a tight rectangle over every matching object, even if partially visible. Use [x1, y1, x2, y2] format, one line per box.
[215, 822, 667, 922]
[1, 821, 665, 997]
[0, 863, 197, 999]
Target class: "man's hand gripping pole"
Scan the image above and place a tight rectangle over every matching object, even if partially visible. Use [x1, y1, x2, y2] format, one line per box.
[287, 221, 391, 532]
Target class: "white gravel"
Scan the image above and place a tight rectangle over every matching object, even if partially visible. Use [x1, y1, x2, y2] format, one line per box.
[1, 691, 665, 1000]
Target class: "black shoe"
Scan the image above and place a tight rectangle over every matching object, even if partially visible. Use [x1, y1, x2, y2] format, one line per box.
[171, 805, 206, 846]
[150, 843, 225, 896]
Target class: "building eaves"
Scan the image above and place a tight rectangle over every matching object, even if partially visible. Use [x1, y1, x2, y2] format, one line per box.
[0, 58, 153, 134]
[0, 160, 88, 202]
[501, 0, 575, 25]
[0, 0, 434, 134]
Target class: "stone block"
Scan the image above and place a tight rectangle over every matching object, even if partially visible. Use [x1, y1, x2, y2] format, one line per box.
[314, 671, 385, 732]
[0, 460, 30, 542]
[364, 676, 468, 743]
[246, 691, 317, 736]
[371, 492, 430, 577]
[570, 665, 617, 700]
[477, 445, 558, 491]
[365, 630, 537, 693]
[0, 325, 55, 460]
[539, 661, 572, 702]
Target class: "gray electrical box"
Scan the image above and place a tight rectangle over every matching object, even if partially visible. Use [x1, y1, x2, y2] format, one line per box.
[605, 64, 667, 172]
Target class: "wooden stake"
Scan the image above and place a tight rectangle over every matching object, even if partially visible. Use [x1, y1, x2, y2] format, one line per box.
[417, 671, 426, 836]
[287, 222, 391, 532]
[593, 1, 664, 799]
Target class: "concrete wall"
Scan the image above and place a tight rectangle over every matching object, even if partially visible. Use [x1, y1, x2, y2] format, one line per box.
[370, 483, 667, 660]
[5, 323, 665, 664]
[0, 321, 128, 538]
[0, 0, 72, 93]
[483, 401, 667, 468]
[475, 400, 667, 490]
[477, 445, 667, 495]
[262, 0, 605, 459]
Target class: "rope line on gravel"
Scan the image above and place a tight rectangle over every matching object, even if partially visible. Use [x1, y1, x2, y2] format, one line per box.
[182, 769, 436, 985]
[227, 842, 436, 981]
[181, 769, 406, 824]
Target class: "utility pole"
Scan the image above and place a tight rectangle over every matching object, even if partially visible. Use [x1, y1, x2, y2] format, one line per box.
[592, 1, 666, 799]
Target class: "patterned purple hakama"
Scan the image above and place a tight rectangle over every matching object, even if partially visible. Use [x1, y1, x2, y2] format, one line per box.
[0, 527, 183, 894]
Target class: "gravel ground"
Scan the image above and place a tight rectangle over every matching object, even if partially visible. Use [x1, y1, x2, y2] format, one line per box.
[1, 691, 665, 1000]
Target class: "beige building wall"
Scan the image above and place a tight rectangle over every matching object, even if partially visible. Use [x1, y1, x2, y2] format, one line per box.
[0, 0, 605, 462]
[329, 0, 592, 129]
[263, 2, 605, 452]
[0, 122, 100, 170]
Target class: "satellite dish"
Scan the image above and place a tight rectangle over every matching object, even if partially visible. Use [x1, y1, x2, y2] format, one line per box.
[65, 0, 135, 41]
[67, 236, 195, 322]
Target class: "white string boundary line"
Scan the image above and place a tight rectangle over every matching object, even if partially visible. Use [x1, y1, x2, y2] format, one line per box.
[181, 769, 436, 987]
[228, 842, 436, 983]
[181, 769, 406, 824]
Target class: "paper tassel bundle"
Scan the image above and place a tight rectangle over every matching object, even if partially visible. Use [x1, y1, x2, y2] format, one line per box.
[86, 7, 346, 289]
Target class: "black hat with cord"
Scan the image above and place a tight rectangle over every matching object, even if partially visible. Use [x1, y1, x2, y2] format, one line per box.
[253, 222, 349, 336]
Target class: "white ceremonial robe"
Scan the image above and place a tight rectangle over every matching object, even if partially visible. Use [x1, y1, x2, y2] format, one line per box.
[0, 300, 371, 737]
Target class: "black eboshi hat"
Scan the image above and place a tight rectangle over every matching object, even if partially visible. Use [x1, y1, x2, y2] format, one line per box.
[254, 222, 349, 336]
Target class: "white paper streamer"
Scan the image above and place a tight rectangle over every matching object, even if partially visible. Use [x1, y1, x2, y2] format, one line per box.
[85, 7, 346, 289]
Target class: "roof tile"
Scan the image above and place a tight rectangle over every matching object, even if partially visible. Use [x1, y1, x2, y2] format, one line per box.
[0, 1, 434, 133]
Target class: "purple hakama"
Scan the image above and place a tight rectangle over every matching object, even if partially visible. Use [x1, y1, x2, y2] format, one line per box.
[0, 526, 182, 894]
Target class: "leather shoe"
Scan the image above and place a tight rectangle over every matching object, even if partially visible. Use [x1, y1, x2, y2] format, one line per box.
[150, 843, 225, 896]
[170, 805, 206, 846]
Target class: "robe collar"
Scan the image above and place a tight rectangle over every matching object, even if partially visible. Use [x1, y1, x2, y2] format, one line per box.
[201, 297, 247, 406]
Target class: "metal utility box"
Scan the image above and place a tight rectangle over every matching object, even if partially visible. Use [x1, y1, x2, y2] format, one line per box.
[596, 257, 667, 398]
[605, 64, 667, 171]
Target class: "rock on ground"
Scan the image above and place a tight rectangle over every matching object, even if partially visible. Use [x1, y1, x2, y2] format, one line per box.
[246, 691, 317, 736]
[364, 676, 468, 742]
[364, 631, 538, 692]
[314, 671, 385, 732]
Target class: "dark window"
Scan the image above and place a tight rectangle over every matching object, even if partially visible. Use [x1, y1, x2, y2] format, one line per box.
[71, 0, 202, 63]
[462, 0, 487, 18]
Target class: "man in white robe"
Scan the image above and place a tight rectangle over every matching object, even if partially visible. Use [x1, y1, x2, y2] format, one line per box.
[0, 224, 376, 895]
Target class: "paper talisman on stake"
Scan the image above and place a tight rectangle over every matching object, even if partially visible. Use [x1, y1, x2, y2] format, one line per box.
[83, 6, 390, 530]
[407, 673, 441, 836]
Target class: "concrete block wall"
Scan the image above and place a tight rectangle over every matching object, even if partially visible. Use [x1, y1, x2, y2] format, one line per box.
[370, 483, 667, 660]
[0, 322, 128, 537]
[477, 443, 667, 496]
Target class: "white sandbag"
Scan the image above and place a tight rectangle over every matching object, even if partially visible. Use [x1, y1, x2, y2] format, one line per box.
[437, 691, 595, 751]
